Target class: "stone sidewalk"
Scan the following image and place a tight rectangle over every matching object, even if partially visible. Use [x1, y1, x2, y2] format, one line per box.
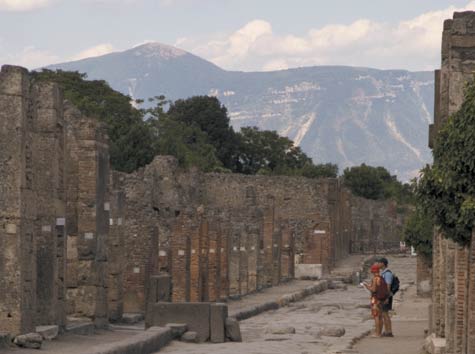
[353, 255, 430, 354]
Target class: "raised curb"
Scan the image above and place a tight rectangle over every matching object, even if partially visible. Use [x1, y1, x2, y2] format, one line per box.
[88, 326, 173, 354]
[231, 280, 329, 321]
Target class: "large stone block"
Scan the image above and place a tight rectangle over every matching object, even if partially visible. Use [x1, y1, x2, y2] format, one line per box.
[210, 303, 227, 343]
[147, 274, 171, 304]
[295, 264, 323, 279]
[145, 302, 211, 343]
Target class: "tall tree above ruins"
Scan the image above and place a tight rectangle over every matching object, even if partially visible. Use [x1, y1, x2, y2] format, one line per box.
[32, 69, 156, 173]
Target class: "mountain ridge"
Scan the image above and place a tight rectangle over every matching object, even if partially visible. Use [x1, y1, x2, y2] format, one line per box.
[44, 42, 434, 181]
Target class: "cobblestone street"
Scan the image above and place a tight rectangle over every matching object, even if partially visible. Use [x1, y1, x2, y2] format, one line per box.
[0, 255, 426, 354]
[159, 255, 425, 354]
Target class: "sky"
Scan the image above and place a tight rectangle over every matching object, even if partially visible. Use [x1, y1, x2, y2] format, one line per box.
[1, 0, 475, 72]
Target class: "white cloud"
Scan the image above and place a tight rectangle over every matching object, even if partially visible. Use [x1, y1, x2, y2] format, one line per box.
[0, 46, 60, 69]
[0, 0, 54, 11]
[178, 1, 475, 72]
[72, 43, 115, 61]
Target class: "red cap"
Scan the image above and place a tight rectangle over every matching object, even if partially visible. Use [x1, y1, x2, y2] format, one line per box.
[370, 264, 380, 274]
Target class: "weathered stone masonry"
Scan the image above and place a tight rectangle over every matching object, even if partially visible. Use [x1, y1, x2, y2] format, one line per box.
[0, 65, 403, 336]
[118, 158, 403, 311]
[428, 11, 475, 354]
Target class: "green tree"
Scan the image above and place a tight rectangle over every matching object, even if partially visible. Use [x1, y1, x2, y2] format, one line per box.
[342, 164, 386, 199]
[416, 80, 475, 245]
[404, 207, 433, 260]
[343, 164, 411, 201]
[144, 97, 222, 171]
[237, 127, 312, 175]
[299, 163, 338, 179]
[31, 69, 156, 172]
[167, 96, 240, 170]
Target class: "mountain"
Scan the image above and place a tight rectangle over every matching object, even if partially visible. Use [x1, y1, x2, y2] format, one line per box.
[45, 42, 434, 181]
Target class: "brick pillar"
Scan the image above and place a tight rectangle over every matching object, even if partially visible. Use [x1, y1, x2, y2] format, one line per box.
[65, 110, 109, 328]
[170, 215, 191, 302]
[466, 230, 475, 354]
[239, 229, 249, 295]
[0, 65, 36, 336]
[445, 238, 456, 353]
[190, 217, 202, 302]
[281, 222, 292, 281]
[433, 232, 445, 337]
[107, 172, 125, 321]
[440, 235, 448, 337]
[229, 223, 241, 297]
[247, 224, 259, 293]
[199, 219, 209, 301]
[220, 222, 230, 300]
[208, 223, 218, 302]
[455, 245, 469, 353]
[263, 207, 274, 288]
[272, 224, 282, 286]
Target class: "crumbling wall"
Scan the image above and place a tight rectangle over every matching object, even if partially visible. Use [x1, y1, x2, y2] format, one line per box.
[349, 197, 402, 254]
[0, 65, 113, 336]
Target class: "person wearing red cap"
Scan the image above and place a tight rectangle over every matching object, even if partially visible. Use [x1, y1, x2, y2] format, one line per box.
[363, 263, 388, 337]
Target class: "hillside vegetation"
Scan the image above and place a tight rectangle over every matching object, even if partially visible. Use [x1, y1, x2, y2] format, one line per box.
[32, 69, 337, 178]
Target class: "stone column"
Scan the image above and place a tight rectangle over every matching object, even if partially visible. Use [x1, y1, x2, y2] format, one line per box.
[263, 205, 275, 288]
[0, 65, 36, 336]
[207, 222, 219, 302]
[107, 171, 125, 321]
[33, 81, 67, 328]
[239, 228, 249, 294]
[219, 221, 230, 300]
[65, 109, 109, 328]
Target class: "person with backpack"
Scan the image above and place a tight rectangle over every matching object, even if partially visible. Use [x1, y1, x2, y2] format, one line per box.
[378, 257, 399, 337]
[363, 263, 390, 337]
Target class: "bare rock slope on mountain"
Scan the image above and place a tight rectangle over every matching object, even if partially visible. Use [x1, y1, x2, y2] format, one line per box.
[46, 42, 434, 180]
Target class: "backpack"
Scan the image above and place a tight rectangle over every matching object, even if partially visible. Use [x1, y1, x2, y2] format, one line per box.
[391, 273, 400, 295]
[375, 276, 390, 301]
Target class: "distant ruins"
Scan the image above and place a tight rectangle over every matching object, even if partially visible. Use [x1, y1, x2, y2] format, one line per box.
[427, 11, 475, 354]
[0, 65, 403, 338]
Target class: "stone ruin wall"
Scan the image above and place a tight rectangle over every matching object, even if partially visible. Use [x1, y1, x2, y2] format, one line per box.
[429, 11, 475, 354]
[0, 65, 403, 336]
[350, 197, 403, 254]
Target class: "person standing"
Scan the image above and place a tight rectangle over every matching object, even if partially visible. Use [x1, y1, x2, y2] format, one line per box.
[379, 257, 394, 337]
[363, 264, 386, 337]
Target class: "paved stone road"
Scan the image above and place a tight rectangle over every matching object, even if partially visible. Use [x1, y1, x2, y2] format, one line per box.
[2, 254, 425, 354]
[160, 255, 373, 354]
[160, 255, 424, 354]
